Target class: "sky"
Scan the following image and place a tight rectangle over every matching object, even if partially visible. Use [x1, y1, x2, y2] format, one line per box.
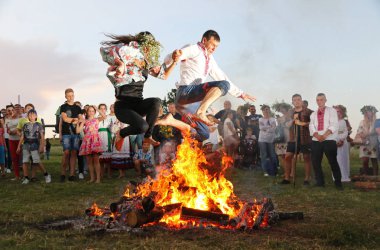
[0, 0, 379, 137]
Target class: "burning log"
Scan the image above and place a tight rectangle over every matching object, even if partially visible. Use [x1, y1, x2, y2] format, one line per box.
[180, 207, 229, 224]
[125, 203, 183, 228]
[252, 198, 274, 229]
[229, 203, 249, 227]
[126, 208, 165, 227]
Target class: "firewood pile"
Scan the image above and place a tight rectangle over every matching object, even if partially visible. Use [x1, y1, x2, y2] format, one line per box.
[84, 181, 303, 231]
[351, 175, 380, 190]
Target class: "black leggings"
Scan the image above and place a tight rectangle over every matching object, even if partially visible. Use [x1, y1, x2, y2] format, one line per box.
[114, 97, 161, 139]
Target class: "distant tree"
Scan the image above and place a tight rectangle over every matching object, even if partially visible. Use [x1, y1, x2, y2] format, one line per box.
[162, 88, 177, 113]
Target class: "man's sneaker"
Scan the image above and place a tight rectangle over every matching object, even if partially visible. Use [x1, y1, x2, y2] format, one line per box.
[264, 173, 269, 177]
[60, 175, 66, 182]
[280, 179, 290, 184]
[303, 180, 310, 186]
[6, 168, 11, 173]
[22, 178, 30, 184]
[68, 175, 75, 181]
[45, 174, 51, 183]
[78, 173, 84, 180]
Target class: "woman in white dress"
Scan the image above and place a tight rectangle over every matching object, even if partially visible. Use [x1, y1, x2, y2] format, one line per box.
[111, 121, 132, 178]
[98, 104, 114, 178]
[356, 105, 378, 176]
[334, 105, 350, 182]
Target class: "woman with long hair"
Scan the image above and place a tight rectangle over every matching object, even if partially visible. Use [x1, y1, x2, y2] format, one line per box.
[100, 31, 179, 150]
[334, 105, 350, 181]
[356, 105, 378, 176]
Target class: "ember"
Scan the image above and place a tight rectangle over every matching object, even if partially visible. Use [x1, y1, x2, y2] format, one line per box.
[85, 134, 303, 230]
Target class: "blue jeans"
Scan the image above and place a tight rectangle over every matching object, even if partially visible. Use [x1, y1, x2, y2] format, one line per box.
[258, 142, 278, 173]
[130, 134, 144, 152]
[175, 80, 230, 141]
[62, 134, 80, 151]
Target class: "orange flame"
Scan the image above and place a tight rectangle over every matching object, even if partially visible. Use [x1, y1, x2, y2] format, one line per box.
[90, 203, 104, 216]
[124, 134, 244, 227]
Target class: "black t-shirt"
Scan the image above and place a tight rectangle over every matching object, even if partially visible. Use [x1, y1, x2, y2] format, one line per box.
[294, 111, 302, 143]
[215, 109, 238, 124]
[115, 69, 148, 100]
[245, 113, 262, 138]
[60, 103, 82, 135]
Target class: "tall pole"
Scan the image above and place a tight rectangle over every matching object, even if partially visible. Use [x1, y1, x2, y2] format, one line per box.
[18, 94, 20, 105]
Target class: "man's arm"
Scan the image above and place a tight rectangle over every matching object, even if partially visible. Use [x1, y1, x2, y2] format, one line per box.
[16, 133, 24, 154]
[164, 44, 199, 65]
[309, 112, 318, 139]
[325, 108, 338, 139]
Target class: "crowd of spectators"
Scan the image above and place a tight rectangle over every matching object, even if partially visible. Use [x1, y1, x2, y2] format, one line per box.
[1, 89, 379, 189]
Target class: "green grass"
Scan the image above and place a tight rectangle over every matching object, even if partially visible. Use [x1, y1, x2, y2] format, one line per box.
[0, 139, 379, 249]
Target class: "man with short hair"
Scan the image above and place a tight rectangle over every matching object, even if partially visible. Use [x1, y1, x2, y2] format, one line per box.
[60, 88, 82, 182]
[161, 30, 255, 142]
[281, 94, 313, 185]
[309, 93, 342, 189]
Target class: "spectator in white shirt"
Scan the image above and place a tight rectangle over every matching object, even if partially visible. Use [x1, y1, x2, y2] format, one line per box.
[309, 93, 342, 189]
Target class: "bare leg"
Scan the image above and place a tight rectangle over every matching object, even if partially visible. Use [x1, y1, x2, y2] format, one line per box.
[61, 151, 69, 175]
[143, 137, 160, 147]
[155, 113, 191, 133]
[93, 154, 101, 183]
[362, 157, 369, 174]
[284, 152, 293, 180]
[22, 163, 29, 178]
[371, 158, 378, 176]
[303, 153, 312, 181]
[193, 87, 222, 125]
[86, 155, 95, 182]
[118, 169, 125, 178]
[69, 150, 77, 177]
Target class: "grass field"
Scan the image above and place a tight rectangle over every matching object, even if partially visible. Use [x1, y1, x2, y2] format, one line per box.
[0, 139, 379, 249]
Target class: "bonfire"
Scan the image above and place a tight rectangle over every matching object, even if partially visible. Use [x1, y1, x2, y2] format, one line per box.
[85, 134, 302, 231]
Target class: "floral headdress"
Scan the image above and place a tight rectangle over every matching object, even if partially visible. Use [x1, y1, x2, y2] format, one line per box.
[360, 105, 378, 114]
[333, 105, 347, 118]
[272, 100, 292, 112]
[136, 33, 162, 68]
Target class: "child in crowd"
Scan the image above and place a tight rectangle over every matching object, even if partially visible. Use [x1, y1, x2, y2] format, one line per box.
[0, 118, 6, 176]
[133, 141, 155, 178]
[240, 127, 257, 169]
[45, 138, 51, 160]
[16, 109, 51, 184]
[77, 106, 103, 183]
[159, 141, 175, 167]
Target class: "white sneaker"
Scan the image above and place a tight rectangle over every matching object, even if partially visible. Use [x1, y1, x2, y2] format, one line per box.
[78, 173, 84, 180]
[6, 169, 11, 173]
[45, 174, 51, 183]
[264, 173, 269, 177]
[22, 178, 30, 184]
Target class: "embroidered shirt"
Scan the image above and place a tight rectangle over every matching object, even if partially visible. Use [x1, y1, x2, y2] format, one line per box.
[164, 43, 243, 97]
[317, 108, 325, 131]
[100, 42, 166, 88]
[309, 106, 339, 141]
